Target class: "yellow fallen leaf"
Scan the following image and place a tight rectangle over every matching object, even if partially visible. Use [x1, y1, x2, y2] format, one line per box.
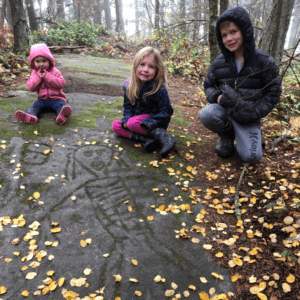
[47, 270, 54, 276]
[171, 282, 178, 289]
[84, 268, 91, 275]
[286, 274, 295, 283]
[50, 227, 61, 233]
[165, 290, 175, 297]
[128, 206, 132, 211]
[131, 259, 138, 266]
[257, 292, 267, 300]
[215, 252, 224, 257]
[49, 281, 57, 292]
[114, 274, 122, 282]
[199, 291, 209, 300]
[33, 192, 40, 199]
[0, 286, 7, 295]
[26, 272, 37, 280]
[199, 277, 208, 283]
[282, 283, 291, 293]
[129, 278, 139, 283]
[154, 275, 161, 283]
[189, 285, 196, 290]
[135, 291, 142, 296]
[231, 274, 240, 282]
[58, 277, 65, 287]
[21, 290, 30, 297]
[147, 216, 154, 221]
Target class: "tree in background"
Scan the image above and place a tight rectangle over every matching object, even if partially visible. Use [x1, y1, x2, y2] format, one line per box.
[208, 0, 218, 62]
[25, 0, 39, 31]
[288, 0, 300, 49]
[104, 0, 112, 29]
[56, 0, 65, 19]
[9, 0, 29, 52]
[258, 0, 295, 66]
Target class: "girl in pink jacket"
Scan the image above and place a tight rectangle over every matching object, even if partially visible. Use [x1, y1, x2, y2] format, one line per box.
[15, 43, 72, 125]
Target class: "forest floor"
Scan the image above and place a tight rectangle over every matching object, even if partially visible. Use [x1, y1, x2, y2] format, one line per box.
[1, 48, 300, 300]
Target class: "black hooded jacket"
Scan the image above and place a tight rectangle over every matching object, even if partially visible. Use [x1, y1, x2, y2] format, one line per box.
[203, 6, 282, 124]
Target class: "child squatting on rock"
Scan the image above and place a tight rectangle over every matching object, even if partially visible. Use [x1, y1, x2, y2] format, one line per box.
[15, 43, 72, 125]
[112, 47, 177, 157]
[199, 6, 282, 163]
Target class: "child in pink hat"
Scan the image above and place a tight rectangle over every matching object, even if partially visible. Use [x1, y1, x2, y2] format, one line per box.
[15, 43, 72, 125]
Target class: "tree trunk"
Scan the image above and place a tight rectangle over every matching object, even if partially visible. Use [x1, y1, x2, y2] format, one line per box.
[94, 0, 102, 25]
[104, 0, 112, 30]
[193, 0, 200, 41]
[208, 0, 219, 62]
[115, 0, 120, 32]
[0, 0, 6, 28]
[180, 0, 186, 34]
[73, 0, 80, 21]
[288, 0, 300, 48]
[135, 0, 139, 36]
[154, 0, 159, 31]
[219, 0, 228, 15]
[8, 0, 29, 53]
[56, 0, 65, 19]
[258, 0, 295, 65]
[119, 0, 124, 32]
[5, 0, 12, 26]
[25, 0, 39, 31]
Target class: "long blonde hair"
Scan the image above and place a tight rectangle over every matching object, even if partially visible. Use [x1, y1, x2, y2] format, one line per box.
[127, 47, 167, 104]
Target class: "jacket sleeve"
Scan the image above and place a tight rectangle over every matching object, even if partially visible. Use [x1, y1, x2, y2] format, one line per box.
[26, 71, 43, 92]
[43, 68, 65, 90]
[228, 56, 282, 123]
[203, 63, 222, 103]
[121, 90, 134, 125]
[141, 86, 174, 131]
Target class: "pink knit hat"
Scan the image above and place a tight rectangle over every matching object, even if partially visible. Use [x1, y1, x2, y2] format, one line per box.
[29, 43, 55, 70]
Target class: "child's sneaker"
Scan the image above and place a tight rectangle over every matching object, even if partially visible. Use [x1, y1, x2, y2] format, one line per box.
[56, 106, 72, 125]
[15, 110, 38, 124]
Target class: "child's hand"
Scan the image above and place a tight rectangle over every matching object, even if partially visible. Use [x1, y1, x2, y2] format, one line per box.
[123, 123, 128, 129]
[217, 95, 222, 103]
[37, 68, 46, 78]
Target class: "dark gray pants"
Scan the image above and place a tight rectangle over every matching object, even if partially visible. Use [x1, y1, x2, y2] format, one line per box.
[199, 103, 262, 163]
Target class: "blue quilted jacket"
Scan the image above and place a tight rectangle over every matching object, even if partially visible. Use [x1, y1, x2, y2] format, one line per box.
[203, 6, 282, 124]
[121, 78, 173, 131]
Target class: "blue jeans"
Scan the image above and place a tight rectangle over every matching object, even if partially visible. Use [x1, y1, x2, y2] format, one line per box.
[32, 99, 66, 116]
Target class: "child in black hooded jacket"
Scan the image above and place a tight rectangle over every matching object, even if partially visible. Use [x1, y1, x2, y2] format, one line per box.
[199, 6, 282, 163]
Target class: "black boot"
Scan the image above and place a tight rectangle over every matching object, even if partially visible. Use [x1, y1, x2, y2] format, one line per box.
[129, 132, 160, 153]
[215, 123, 235, 158]
[148, 128, 177, 157]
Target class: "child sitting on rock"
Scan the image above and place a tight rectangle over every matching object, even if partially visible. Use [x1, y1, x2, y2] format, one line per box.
[15, 43, 72, 125]
[199, 6, 282, 163]
[112, 47, 177, 157]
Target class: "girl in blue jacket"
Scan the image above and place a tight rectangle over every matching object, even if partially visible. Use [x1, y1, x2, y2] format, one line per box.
[112, 47, 177, 157]
[199, 6, 282, 163]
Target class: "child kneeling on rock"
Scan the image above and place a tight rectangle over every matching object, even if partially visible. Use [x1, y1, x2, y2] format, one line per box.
[112, 47, 177, 157]
[199, 6, 281, 163]
[15, 43, 72, 125]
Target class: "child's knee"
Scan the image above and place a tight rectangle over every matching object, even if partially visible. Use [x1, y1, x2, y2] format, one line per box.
[199, 104, 228, 133]
[238, 146, 263, 163]
[112, 120, 122, 133]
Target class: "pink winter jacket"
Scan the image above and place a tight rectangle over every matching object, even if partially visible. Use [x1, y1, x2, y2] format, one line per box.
[27, 44, 66, 101]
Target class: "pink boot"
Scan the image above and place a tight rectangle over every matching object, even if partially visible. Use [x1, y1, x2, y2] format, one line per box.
[56, 106, 72, 125]
[15, 110, 38, 125]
